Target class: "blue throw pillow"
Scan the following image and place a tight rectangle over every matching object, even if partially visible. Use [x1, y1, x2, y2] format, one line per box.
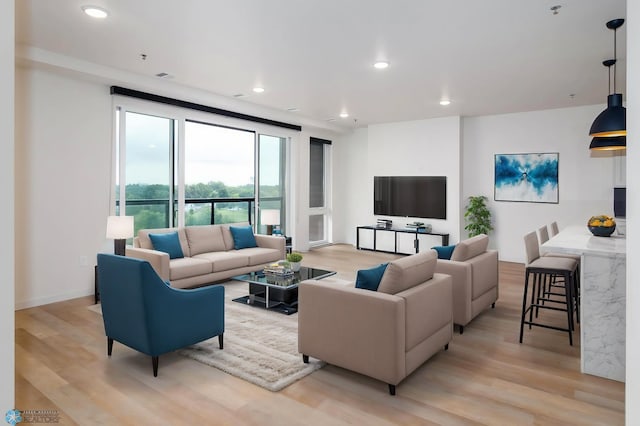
[355, 263, 389, 291]
[149, 232, 184, 259]
[230, 226, 258, 249]
[432, 245, 456, 260]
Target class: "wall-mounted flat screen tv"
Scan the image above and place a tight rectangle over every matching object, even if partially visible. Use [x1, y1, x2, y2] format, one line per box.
[374, 176, 447, 219]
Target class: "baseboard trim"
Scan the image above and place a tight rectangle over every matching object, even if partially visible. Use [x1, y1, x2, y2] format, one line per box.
[16, 289, 94, 310]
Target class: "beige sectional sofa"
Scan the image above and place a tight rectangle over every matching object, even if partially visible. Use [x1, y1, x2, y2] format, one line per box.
[298, 250, 453, 395]
[126, 224, 285, 289]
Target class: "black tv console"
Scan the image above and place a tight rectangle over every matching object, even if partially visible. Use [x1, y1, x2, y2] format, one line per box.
[356, 225, 450, 255]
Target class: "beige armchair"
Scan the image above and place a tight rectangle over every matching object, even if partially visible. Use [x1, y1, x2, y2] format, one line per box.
[298, 250, 453, 395]
[434, 234, 499, 334]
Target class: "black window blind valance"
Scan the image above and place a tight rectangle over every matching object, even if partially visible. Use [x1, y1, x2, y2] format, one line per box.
[111, 86, 302, 131]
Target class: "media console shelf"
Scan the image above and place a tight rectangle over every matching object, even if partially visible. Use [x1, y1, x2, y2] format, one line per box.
[356, 225, 450, 255]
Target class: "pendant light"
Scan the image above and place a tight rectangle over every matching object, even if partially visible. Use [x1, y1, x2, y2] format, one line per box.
[589, 18, 626, 149]
[589, 136, 626, 150]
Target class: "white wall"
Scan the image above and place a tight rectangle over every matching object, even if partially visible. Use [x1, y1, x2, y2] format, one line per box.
[15, 67, 114, 308]
[626, 1, 639, 422]
[2, 0, 15, 411]
[462, 105, 618, 263]
[334, 116, 462, 245]
[333, 127, 370, 243]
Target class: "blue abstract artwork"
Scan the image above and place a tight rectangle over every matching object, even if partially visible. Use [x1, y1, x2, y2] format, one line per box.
[494, 153, 559, 203]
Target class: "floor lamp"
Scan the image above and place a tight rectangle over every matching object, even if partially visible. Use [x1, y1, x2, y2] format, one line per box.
[106, 216, 134, 256]
[261, 209, 280, 235]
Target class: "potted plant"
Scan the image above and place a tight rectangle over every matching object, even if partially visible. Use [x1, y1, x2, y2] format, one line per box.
[286, 252, 303, 272]
[464, 195, 493, 237]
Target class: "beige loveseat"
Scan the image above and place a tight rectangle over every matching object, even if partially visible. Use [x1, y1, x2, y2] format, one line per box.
[298, 250, 453, 395]
[126, 224, 285, 289]
[434, 234, 499, 334]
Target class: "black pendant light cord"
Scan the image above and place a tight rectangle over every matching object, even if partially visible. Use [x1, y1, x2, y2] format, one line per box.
[605, 18, 625, 95]
[613, 25, 617, 93]
[608, 62, 612, 95]
[604, 59, 616, 95]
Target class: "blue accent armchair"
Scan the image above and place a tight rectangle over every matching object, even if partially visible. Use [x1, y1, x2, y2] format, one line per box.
[97, 254, 225, 376]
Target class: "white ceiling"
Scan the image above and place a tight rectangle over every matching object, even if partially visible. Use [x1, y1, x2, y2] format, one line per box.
[16, 0, 627, 129]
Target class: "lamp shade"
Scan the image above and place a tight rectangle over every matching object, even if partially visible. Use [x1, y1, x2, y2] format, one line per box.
[589, 94, 626, 138]
[106, 216, 134, 239]
[260, 209, 280, 225]
[589, 136, 626, 151]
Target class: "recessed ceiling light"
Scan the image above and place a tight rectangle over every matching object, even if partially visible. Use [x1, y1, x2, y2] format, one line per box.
[326, 118, 336, 122]
[374, 61, 389, 69]
[286, 107, 300, 112]
[439, 99, 451, 106]
[339, 112, 349, 118]
[81, 5, 109, 19]
[253, 87, 265, 93]
[233, 93, 246, 98]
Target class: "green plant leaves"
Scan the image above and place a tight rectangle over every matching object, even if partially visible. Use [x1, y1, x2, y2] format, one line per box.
[464, 195, 493, 237]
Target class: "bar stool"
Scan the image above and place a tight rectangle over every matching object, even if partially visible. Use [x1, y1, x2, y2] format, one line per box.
[520, 231, 579, 345]
[537, 225, 581, 321]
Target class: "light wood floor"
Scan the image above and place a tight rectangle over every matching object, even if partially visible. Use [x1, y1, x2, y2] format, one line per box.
[15, 245, 625, 425]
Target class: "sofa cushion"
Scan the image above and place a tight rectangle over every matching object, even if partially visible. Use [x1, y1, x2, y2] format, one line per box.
[355, 263, 389, 291]
[149, 232, 184, 259]
[192, 251, 249, 272]
[240, 247, 283, 266]
[138, 228, 191, 257]
[230, 226, 258, 249]
[220, 226, 235, 251]
[377, 250, 437, 294]
[450, 234, 489, 262]
[432, 245, 456, 260]
[185, 225, 226, 256]
[168, 257, 213, 281]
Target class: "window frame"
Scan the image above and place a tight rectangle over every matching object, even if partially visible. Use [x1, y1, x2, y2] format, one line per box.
[308, 137, 332, 246]
[112, 96, 296, 234]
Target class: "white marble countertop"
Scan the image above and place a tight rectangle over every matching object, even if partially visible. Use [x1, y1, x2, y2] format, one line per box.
[542, 225, 626, 257]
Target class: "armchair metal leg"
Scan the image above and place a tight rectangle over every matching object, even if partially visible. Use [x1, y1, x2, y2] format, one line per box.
[492, 302, 496, 309]
[302, 354, 309, 364]
[445, 343, 449, 351]
[107, 338, 113, 356]
[459, 325, 464, 335]
[152, 356, 159, 377]
[388, 384, 396, 395]
[218, 333, 224, 350]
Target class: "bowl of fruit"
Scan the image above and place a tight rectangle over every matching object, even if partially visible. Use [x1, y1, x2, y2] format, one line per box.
[587, 215, 616, 237]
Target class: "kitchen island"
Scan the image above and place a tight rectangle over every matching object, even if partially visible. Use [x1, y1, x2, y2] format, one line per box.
[542, 225, 626, 382]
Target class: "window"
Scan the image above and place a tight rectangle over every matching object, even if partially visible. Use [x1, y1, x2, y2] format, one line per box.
[184, 121, 255, 225]
[115, 110, 175, 235]
[309, 137, 331, 245]
[114, 102, 290, 236]
[309, 140, 325, 208]
[258, 134, 287, 234]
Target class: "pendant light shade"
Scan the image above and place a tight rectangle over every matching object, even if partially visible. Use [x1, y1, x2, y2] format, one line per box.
[589, 136, 626, 151]
[589, 18, 626, 146]
[589, 93, 626, 138]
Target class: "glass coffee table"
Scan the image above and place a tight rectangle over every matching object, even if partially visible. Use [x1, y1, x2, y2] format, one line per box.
[231, 266, 335, 315]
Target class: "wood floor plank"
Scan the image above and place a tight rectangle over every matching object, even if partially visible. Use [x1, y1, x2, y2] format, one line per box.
[15, 244, 625, 425]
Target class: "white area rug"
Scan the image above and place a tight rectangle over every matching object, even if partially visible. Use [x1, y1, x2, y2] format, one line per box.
[89, 282, 325, 392]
